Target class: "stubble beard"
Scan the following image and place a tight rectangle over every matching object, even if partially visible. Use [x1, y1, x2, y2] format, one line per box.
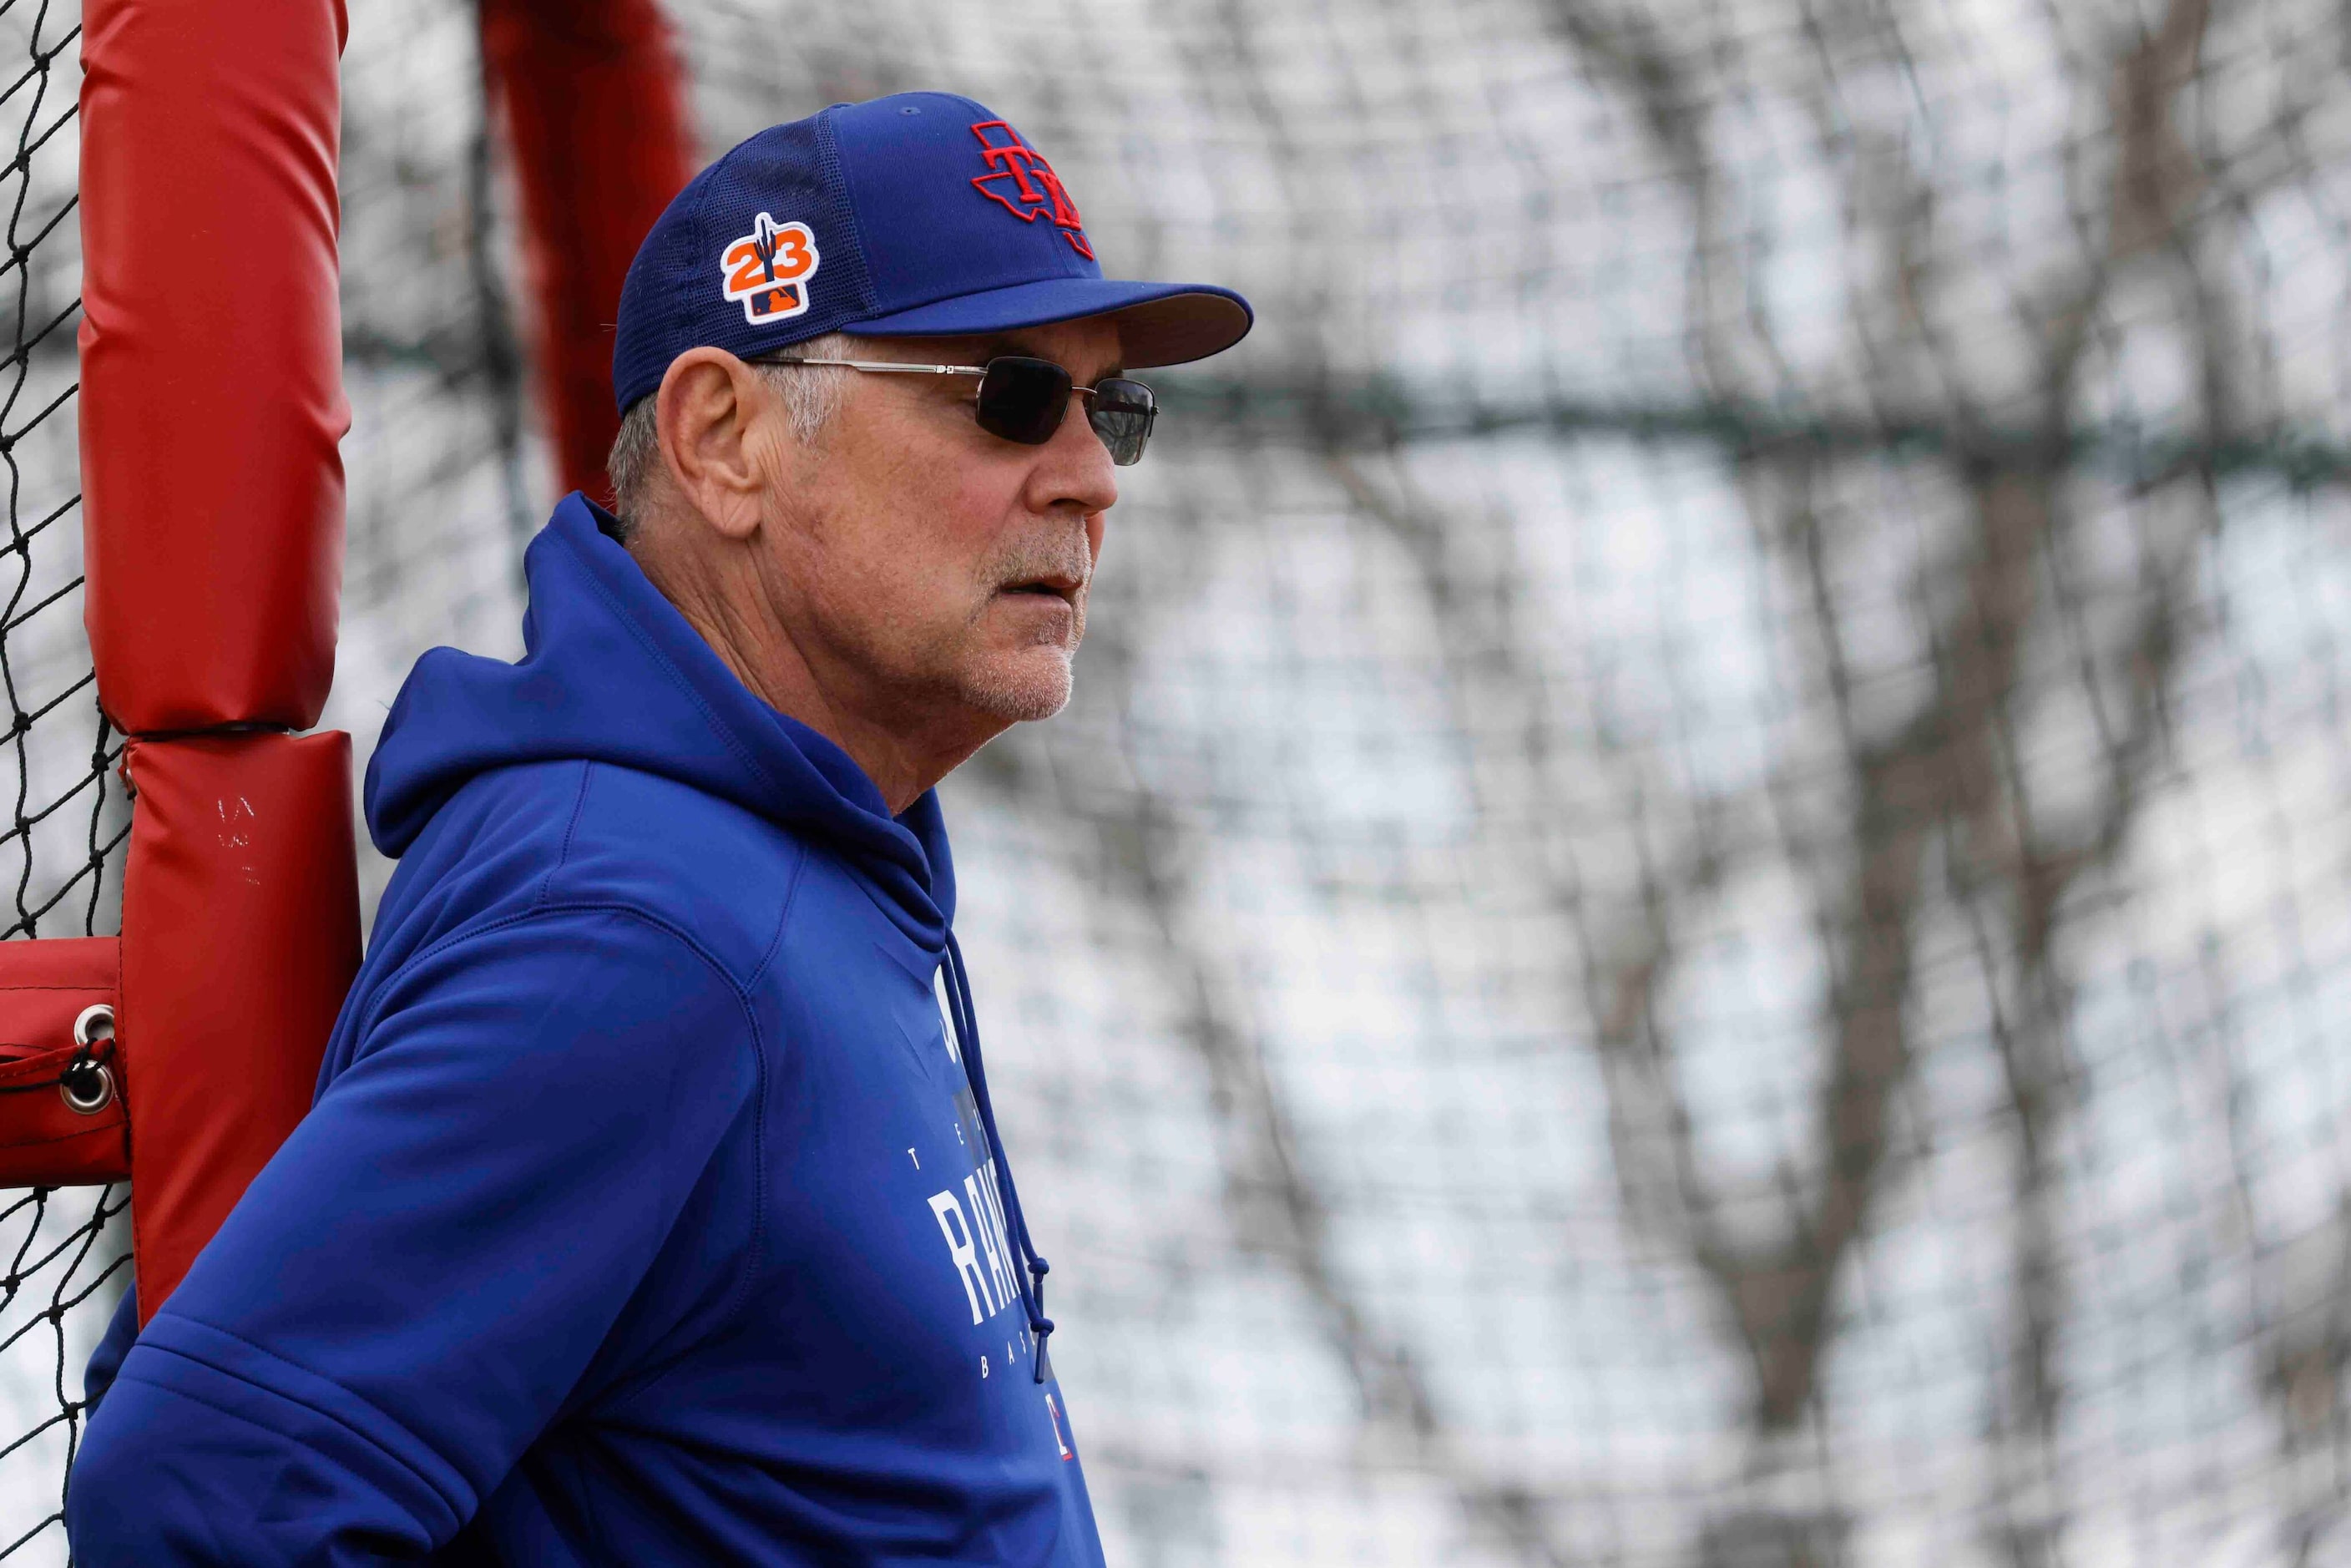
[953, 631, 1078, 723]
[844, 585, 1083, 735]
[951, 529, 1092, 723]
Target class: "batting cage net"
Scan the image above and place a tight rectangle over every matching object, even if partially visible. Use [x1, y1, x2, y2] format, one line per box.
[0, 0, 132, 1557]
[13, 0, 2351, 1561]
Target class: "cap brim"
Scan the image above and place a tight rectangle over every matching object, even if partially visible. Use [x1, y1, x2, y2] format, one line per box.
[842, 277, 1251, 368]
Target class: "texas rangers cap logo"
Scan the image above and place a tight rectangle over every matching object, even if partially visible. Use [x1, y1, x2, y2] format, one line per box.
[720, 212, 821, 324]
[968, 120, 1093, 260]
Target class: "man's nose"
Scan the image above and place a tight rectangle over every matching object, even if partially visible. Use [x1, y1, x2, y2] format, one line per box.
[1026, 392, 1119, 517]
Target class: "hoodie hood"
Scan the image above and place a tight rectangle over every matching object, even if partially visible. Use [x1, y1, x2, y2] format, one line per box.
[364, 492, 957, 948]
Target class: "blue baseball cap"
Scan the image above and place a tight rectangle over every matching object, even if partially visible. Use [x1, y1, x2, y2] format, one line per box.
[611, 92, 1253, 414]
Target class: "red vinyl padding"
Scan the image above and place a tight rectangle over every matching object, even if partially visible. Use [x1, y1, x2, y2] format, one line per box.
[79, 0, 351, 734]
[482, 0, 694, 501]
[122, 733, 360, 1322]
[0, 938, 127, 1186]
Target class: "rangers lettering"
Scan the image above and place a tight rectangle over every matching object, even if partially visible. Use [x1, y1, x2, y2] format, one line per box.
[966, 1170, 1018, 1314]
[928, 1190, 995, 1323]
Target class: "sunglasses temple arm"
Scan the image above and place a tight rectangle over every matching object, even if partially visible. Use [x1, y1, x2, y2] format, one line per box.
[782, 358, 986, 377]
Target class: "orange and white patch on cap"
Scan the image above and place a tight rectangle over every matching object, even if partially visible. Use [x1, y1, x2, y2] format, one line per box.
[719, 212, 821, 325]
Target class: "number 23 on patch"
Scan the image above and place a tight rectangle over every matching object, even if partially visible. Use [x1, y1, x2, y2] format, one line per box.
[720, 213, 821, 325]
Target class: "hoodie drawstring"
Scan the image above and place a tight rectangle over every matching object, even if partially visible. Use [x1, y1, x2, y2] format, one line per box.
[942, 930, 1055, 1382]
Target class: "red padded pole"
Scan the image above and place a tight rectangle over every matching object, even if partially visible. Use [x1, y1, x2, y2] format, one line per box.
[121, 734, 359, 1319]
[78, 0, 360, 1319]
[481, 0, 694, 501]
[80, 0, 350, 734]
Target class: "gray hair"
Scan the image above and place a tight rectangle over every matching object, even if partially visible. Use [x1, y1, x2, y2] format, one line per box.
[604, 331, 857, 542]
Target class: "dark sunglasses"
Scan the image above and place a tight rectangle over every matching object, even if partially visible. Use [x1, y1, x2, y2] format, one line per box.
[757, 353, 1157, 465]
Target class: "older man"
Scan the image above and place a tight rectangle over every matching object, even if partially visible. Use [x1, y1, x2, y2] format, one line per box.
[68, 93, 1249, 1566]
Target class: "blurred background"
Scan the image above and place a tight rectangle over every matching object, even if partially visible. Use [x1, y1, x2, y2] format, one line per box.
[8, 0, 2351, 1562]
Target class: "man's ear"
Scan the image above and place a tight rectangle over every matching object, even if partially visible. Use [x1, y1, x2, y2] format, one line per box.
[654, 348, 775, 542]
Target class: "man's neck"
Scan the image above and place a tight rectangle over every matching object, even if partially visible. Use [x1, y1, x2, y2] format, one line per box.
[628, 533, 993, 816]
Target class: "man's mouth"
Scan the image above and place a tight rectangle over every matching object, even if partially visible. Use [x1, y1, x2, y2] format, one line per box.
[1000, 575, 1080, 604]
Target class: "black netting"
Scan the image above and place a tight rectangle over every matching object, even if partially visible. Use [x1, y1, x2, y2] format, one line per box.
[675, 4, 2351, 1560]
[0, 0, 132, 1560]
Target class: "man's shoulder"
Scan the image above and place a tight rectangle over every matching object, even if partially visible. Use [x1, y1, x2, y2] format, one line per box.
[384, 756, 814, 990]
[544, 759, 822, 984]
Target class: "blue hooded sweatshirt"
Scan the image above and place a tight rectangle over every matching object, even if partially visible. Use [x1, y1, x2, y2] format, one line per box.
[67, 494, 1105, 1567]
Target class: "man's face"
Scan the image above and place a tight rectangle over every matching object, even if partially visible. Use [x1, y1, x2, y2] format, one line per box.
[746, 318, 1122, 731]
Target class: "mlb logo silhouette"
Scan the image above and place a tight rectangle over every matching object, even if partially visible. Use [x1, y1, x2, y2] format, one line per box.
[720, 213, 821, 324]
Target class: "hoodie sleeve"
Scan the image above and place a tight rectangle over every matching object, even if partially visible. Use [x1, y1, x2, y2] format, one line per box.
[66, 906, 760, 1566]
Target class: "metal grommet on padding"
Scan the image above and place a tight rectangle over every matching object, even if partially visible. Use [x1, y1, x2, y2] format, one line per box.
[62, 1004, 115, 1115]
[60, 1059, 114, 1115]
